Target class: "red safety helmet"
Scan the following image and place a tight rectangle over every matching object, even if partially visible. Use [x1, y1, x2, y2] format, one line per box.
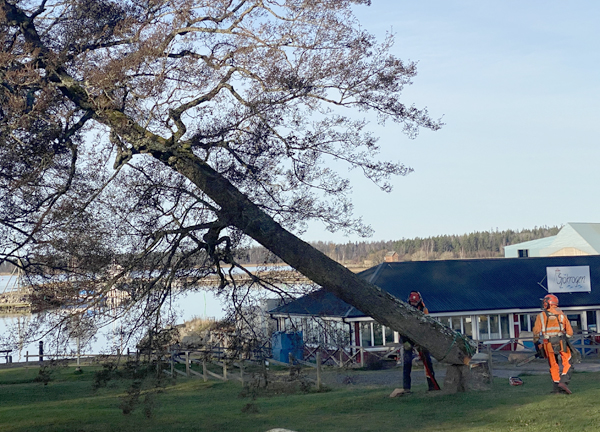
[408, 291, 422, 304]
[542, 294, 559, 309]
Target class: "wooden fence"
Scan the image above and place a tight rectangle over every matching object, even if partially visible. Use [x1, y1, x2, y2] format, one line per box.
[302, 330, 600, 368]
[6, 331, 598, 374]
[163, 349, 326, 391]
[20, 348, 137, 366]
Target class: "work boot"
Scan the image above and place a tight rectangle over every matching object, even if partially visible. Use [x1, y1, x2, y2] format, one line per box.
[551, 382, 560, 394]
[389, 388, 411, 397]
[558, 383, 572, 394]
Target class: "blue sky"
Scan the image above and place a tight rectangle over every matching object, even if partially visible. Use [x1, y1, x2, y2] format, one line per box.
[303, 0, 600, 243]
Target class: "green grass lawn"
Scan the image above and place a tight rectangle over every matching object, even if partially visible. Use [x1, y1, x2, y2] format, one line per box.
[1, 365, 599, 432]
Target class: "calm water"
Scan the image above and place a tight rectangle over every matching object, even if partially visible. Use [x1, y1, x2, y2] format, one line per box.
[0, 275, 228, 361]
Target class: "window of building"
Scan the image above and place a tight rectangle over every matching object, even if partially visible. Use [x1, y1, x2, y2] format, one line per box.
[358, 321, 398, 347]
[324, 320, 345, 347]
[384, 325, 394, 345]
[360, 322, 371, 347]
[447, 316, 464, 336]
[518, 249, 529, 257]
[464, 316, 473, 337]
[450, 317, 462, 333]
[373, 322, 384, 346]
[478, 315, 490, 340]
[567, 314, 582, 333]
[435, 315, 474, 338]
[489, 315, 500, 339]
[519, 314, 528, 332]
[500, 315, 510, 339]
[305, 319, 320, 344]
[587, 311, 598, 333]
[518, 313, 538, 333]
[478, 314, 511, 340]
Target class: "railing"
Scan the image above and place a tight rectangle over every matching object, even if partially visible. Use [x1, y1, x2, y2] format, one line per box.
[482, 331, 600, 358]
[163, 348, 326, 391]
[302, 344, 403, 368]
[167, 350, 242, 382]
[299, 332, 600, 369]
[21, 348, 136, 366]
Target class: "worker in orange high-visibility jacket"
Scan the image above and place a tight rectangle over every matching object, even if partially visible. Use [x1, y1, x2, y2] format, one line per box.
[533, 294, 574, 394]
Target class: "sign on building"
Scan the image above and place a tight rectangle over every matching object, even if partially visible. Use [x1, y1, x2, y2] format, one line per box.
[547, 266, 591, 293]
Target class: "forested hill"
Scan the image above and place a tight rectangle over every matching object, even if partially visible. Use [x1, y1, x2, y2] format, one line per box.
[239, 226, 561, 266]
[0, 226, 561, 273]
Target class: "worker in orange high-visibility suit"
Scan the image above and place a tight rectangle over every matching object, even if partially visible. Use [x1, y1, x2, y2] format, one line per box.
[533, 294, 574, 394]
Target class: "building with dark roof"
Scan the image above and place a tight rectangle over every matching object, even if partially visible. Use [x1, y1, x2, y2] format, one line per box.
[270, 255, 600, 354]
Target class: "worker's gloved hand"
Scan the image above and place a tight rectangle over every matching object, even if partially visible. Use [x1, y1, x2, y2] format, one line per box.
[534, 342, 545, 358]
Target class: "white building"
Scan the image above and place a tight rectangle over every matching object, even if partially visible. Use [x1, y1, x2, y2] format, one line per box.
[505, 223, 600, 258]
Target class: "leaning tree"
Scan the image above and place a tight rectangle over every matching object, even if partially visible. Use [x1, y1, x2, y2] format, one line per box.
[1, 0, 475, 365]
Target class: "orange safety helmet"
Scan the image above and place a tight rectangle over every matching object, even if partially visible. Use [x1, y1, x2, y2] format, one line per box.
[541, 294, 559, 309]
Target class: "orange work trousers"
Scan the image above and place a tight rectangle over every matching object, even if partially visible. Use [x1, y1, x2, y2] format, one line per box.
[543, 340, 572, 383]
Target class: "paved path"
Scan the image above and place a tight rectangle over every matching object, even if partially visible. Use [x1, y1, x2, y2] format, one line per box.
[491, 357, 600, 378]
[305, 357, 600, 389]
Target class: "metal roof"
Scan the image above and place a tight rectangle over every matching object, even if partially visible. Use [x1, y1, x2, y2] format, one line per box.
[270, 255, 600, 318]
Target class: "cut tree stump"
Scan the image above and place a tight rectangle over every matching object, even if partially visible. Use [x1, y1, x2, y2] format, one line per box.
[444, 352, 492, 393]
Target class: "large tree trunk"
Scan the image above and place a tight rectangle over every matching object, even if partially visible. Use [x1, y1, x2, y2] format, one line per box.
[165, 152, 475, 366]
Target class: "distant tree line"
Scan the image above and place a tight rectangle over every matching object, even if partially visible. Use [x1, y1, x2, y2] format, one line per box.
[236, 226, 561, 266]
[1, 226, 561, 273]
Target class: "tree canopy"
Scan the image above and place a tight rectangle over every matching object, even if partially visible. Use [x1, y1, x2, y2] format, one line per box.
[0, 1, 475, 364]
